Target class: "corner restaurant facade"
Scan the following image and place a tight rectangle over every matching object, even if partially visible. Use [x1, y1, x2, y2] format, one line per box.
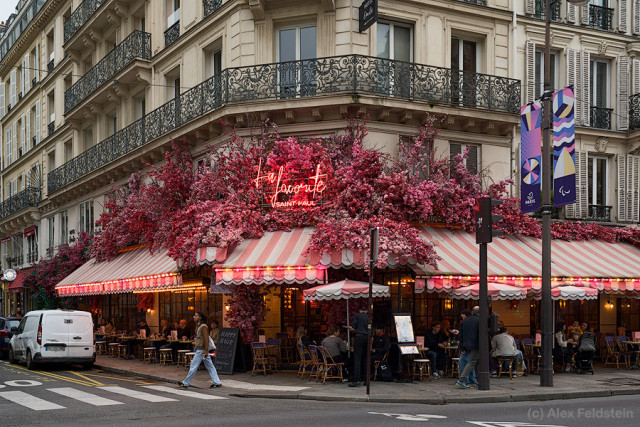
[55, 223, 640, 340]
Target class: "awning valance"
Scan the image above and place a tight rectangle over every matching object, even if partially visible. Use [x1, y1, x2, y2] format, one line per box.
[7, 268, 33, 293]
[56, 247, 182, 296]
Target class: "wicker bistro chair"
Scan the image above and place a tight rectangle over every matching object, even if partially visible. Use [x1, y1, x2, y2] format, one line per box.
[266, 338, 280, 371]
[251, 342, 272, 376]
[277, 333, 294, 363]
[297, 343, 312, 379]
[603, 336, 626, 369]
[520, 338, 539, 374]
[615, 336, 633, 368]
[307, 345, 323, 382]
[317, 346, 344, 384]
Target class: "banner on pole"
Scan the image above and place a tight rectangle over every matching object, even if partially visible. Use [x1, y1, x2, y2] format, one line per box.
[520, 102, 542, 213]
[552, 86, 576, 207]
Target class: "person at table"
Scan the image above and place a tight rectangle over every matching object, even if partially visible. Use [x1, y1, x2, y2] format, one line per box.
[424, 321, 448, 378]
[554, 321, 576, 371]
[348, 306, 369, 387]
[177, 319, 191, 340]
[104, 319, 115, 334]
[135, 320, 151, 338]
[178, 312, 222, 390]
[322, 326, 348, 364]
[160, 319, 172, 338]
[371, 325, 390, 365]
[490, 326, 521, 376]
[568, 320, 582, 340]
[296, 325, 311, 347]
[209, 320, 220, 347]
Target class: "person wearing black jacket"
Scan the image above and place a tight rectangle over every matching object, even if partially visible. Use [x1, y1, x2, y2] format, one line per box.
[424, 322, 448, 378]
[456, 306, 480, 389]
[349, 306, 369, 387]
[371, 326, 390, 362]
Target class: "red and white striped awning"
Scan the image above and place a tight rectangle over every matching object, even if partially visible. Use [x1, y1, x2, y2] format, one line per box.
[56, 246, 182, 297]
[445, 282, 527, 301]
[197, 227, 326, 285]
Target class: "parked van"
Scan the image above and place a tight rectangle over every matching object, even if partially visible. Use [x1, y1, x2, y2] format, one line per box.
[8, 310, 95, 369]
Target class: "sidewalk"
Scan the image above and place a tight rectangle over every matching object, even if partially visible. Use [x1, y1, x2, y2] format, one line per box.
[94, 355, 640, 405]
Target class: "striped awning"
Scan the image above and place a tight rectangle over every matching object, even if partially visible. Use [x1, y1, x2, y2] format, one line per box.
[56, 246, 182, 296]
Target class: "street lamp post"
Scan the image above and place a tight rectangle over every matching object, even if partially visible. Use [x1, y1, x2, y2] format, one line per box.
[540, 0, 589, 387]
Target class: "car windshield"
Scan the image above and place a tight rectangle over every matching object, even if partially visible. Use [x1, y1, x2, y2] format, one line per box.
[7, 320, 20, 329]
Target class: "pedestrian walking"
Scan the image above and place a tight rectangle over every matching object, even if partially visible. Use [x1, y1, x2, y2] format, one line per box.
[456, 306, 480, 389]
[178, 312, 222, 389]
[349, 306, 369, 387]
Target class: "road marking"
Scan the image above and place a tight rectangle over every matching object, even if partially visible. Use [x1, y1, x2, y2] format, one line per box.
[142, 385, 228, 400]
[48, 387, 123, 406]
[9, 365, 95, 387]
[98, 386, 177, 402]
[83, 372, 155, 385]
[0, 390, 65, 411]
[369, 412, 448, 422]
[66, 371, 105, 386]
[5, 380, 42, 387]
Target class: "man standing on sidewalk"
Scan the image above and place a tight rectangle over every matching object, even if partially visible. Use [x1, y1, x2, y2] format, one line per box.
[178, 312, 222, 390]
[349, 306, 369, 387]
[456, 306, 480, 389]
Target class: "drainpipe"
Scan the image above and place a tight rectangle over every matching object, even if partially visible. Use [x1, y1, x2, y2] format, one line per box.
[511, 0, 518, 197]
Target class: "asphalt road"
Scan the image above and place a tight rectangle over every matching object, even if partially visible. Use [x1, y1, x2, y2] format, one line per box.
[1, 359, 638, 426]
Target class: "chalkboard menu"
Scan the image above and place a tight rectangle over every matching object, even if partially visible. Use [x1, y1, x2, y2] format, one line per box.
[214, 328, 240, 375]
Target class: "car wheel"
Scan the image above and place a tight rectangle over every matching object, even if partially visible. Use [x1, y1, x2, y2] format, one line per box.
[26, 350, 36, 370]
[8, 347, 18, 364]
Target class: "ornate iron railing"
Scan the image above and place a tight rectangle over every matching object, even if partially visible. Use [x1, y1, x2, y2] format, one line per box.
[589, 5, 613, 31]
[48, 55, 520, 193]
[64, 31, 151, 113]
[204, 0, 223, 17]
[630, 93, 640, 131]
[64, 0, 108, 43]
[590, 106, 612, 130]
[165, 21, 180, 47]
[48, 122, 55, 136]
[47, 59, 54, 74]
[0, 187, 41, 220]
[534, 0, 561, 21]
[457, 0, 486, 5]
[588, 204, 612, 222]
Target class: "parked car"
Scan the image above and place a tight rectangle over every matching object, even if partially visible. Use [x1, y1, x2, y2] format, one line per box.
[0, 316, 21, 359]
[9, 310, 95, 369]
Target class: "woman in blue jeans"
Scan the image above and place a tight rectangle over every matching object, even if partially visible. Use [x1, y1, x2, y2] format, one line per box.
[178, 312, 222, 389]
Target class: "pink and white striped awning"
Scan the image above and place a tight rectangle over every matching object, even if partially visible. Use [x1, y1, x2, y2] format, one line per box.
[445, 282, 527, 301]
[303, 279, 390, 301]
[56, 246, 182, 296]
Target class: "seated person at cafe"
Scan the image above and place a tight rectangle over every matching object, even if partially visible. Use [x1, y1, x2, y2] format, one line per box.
[490, 326, 520, 375]
[424, 321, 448, 378]
[296, 325, 312, 347]
[160, 319, 172, 338]
[104, 320, 115, 334]
[575, 323, 597, 362]
[177, 319, 191, 340]
[567, 320, 582, 341]
[554, 321, 576, 371]
[321, 327, 348, 364]
[371, 326, 390, 364]
[210, 320, 220, 347]
[135, 320, 151, 337]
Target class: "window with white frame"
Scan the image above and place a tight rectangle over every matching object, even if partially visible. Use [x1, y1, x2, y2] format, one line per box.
[588, 156, 608, 206]
[60, 210, 68, 245]
[590, 59, 609, 109]
[450, 142, 480, 175]
[26, 229, 37, 264]
[204, 44, 222, 80]
[79, 200, 94, 235]
[47, 216, 55, 256]
[377, 22, 412, 97]
[278, 25, 317, 98]
[534, 51, 558, 100]
[167, 0, 180, 27]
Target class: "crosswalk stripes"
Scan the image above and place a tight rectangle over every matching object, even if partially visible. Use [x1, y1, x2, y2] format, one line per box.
[48, 387, 123, 406]
[97, 386, 178, 402]
[0, 390, 65, 411]
[142, 385, 228, 400]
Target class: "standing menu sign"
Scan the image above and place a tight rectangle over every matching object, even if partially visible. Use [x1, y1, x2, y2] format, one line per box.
[214, 328, 240, 375]
[393, 313, 419, 355]
[359, 0, 378, 33]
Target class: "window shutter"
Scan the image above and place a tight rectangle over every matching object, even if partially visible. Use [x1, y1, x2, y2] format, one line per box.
[635, 0, 640, 34]
[35, 162, 40, 187]
[12, 122, 17, 165]
[581, 51, 590, 127]
[467, 145, 479, 175]
[633, 59, 640, 94]
[620, 0, 628, 32]
[35, 100, 41, 145]
[26, 169, 31, 190]
[20, 115, 25, 157]
[618, 56, 629, 130]
[566, 49, 580, 124]
[5, 128, 11, 165]
[567, 3, 577, 23]
[450, 142, 462, 157]
[34, 43, 39, 82]
[581, 4, 589, 26]
[525, 0, 535, 15]
[26, 110, 31, 151]
[0, 81, 4, 118]
[10, 69, 16, 106]
[19, 59, 24, 97]
[24, 54, 30, 93]
[577, 150, 588, 219]
[629, 155, 640, 222]
[20, 173, 25, 191]
[618, 154, 627, 221]
[526, 41, 536, 104]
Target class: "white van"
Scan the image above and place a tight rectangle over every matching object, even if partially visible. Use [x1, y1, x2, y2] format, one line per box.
[9, 310, 95, 370]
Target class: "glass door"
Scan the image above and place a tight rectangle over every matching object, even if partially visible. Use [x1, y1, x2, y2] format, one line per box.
[278, 26, 317, 98]
[451, 37, 477, 107]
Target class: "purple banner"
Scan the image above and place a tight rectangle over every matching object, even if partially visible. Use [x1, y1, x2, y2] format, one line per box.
[552, 86, 576, 207]
[520, 102, 542, 213]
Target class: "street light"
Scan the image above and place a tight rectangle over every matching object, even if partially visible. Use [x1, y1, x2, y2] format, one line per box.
[540, 0, 588, 388]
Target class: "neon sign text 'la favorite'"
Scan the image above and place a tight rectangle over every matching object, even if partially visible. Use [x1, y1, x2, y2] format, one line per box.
[254, 158, 328, 209]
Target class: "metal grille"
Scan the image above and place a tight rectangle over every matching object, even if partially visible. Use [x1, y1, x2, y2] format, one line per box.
[534, 0, 561, 21]
[64, 31, 151, 113]
[588, 5, 613, 31]
[590, 106, 612, 130]
[0, 187, 41, 220]
[64, 0, 108, 43]
[587, 205, 612, 222]
[457, 0, 487, 5]
[164, 21, 180, 48]
[204, 0, 223, 17]
[630, 94, 640, 130]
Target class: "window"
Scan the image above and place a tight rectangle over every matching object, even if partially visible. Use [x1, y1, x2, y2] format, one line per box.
[83, 127, 94, 151]
[451, 36, 478, 107]
[534, 51, 558, 100]
[26, 230, 37, 264]
[106, 113, 117, 137]
[377, 22, 412, 97]
[47, 216, 55, 256]
[79, 200, 94, 235]
[165, 68, 180, 102]
[60, 210, 68, 245]
[278, 26, 317, 98]
[450, 142, 479, 175]
[168, 0, 180, 27]
[590, 59, 610, 129]
[204, 46, 222, 80]
[588, 156, 608, 206]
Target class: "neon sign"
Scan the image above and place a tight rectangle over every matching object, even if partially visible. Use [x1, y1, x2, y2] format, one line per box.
[254, 158, 328, 209]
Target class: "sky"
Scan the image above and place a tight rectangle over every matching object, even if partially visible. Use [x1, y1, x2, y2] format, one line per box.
[0, 0, 21, 26]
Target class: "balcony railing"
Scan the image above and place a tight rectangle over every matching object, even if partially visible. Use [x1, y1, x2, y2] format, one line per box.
[630, 93, 640, 131]
[457, 0, 486, 5]
[48, 59, 54, 74]
[27, 250, 39, 264]
[165, 21, 180, 47]
[48, 54, 520, 193]
[588, 204, 612, 222]
[0, 187, 41, 220]
[48, 122, 55, 136]
[64, 31, 151, 113]
[590, 106, 612, 130]
[534, 0, 561, 21]
[588, 5, 613, 31]
[204, 0, 223, 17]
[64, 0, 108, 43]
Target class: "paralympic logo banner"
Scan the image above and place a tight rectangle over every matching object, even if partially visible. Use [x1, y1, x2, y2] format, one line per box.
[552, 86, 576, 207]
[520, 102, 542, 213]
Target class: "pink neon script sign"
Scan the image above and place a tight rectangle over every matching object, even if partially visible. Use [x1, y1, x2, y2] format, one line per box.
[254, 158, 328, 208]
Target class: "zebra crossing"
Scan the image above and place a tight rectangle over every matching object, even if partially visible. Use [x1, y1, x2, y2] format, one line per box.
[0, 383, 227, 411]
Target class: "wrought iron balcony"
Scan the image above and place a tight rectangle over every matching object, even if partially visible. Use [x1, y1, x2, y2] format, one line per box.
[534, 0, 561, 21]
[48, 122, 55, 136]
[588, 5, 613, 31]
[0, 187, 40, 220]
[630, 93, 640, 131]
[456, 0, 486, 5]
[64, 0, 108, 43]
[204, 0, 223, 17]
[48, 59, 54, 74]
[588, 204, 612, 222]
[165, 21, 180, 47]
[590, 106, 612, 130]
[48, 55, 520, 193]
[27, 250, 39, 264]
[65, 31, 151, 113]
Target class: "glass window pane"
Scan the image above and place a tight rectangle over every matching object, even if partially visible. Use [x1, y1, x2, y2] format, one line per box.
[377, 23, 390, 58]
[451, 37, 459, 70]
[279, 29, 296, 62]
[535, 51, 542, 99]
[393, 26, 411, 62]
[300, 26, 316, 60]
[588, 158, 594, 205]
[596, 158, 606, 204]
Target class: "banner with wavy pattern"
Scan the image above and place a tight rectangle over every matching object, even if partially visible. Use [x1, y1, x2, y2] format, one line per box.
[520, 101, 542, 213]
[552, 86, 576, 207]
